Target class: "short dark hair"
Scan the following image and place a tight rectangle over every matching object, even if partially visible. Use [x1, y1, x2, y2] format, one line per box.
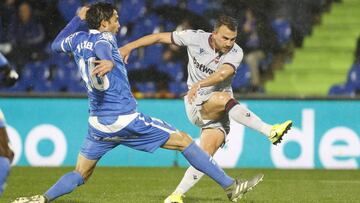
[214, 15, 238, 32]
[86, 2, 117, 29]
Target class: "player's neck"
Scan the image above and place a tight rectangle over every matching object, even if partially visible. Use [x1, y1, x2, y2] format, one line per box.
[209, 35, 221, 54]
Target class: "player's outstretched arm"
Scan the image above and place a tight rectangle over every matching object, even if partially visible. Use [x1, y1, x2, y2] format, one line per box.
[51, 6, 89, 52]
[187, 64, 235, 104]
[119, 32, 172, 64]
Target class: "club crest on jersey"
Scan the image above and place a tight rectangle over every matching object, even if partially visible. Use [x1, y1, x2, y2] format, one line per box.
[199, 48, 205, 55]
[214, 56, 220, 64]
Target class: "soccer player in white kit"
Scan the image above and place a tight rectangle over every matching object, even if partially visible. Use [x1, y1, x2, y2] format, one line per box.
[120, 15, 292, 203]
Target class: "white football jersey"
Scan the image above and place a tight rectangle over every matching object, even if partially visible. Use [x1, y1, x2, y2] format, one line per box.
[172, 29, 243, 93]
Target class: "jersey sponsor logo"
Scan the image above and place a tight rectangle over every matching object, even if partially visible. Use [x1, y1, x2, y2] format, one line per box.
[214, 56, 220, 64]
[192, 57, 214, 75]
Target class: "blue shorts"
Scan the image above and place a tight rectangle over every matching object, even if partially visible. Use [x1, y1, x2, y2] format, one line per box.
[80, 112, 176, 160]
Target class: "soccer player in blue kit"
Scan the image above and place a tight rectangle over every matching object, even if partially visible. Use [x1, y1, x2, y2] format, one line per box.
[12, 3, 263, 203]
[0, 52, 18, 197]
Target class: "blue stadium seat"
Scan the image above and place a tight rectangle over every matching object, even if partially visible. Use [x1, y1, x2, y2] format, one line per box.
[271, 18, 292, 46]
[18, 61, 44, 91]
[346, 63, 360, 88]
[163, 21, 176, 32]
[142, 44, 164, 66]
[157, 61, 183, 82]
[153, 0, 178, 7]
[119, 0, 146, 24]
[187, 0, 208, 15]
[232, 63, 251, 89]
[57, 0, 82, 21]
[87, 0, 114, 4]
[130, 15, 161, 40]
[328, 84, 355, 96]
[135, 82, 156, 93]
[169, 81, 188, 96]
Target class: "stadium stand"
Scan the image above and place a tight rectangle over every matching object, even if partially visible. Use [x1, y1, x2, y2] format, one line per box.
[266, 0, 360, 96]
[0, 0, 346, 97]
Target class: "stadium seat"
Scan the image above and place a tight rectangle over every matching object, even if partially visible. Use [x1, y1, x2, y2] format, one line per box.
[135, 82, 156, 93]
[142, 44, 164, 66]
[87, 0, 114, 4]
[169, 81, 188, 96]
[232, 63, 251, 89]
[157, 61, 183, 82]
[119, 0, 146, 24]
[153, 0, 178, 8]
[346, 63, 360, 88]
[186, 0, 208, 15]
[57, 0, 82, 21]
[130, 15, 161, 41]
[271, 18, 292, 46]
[328, 84, 355, 96]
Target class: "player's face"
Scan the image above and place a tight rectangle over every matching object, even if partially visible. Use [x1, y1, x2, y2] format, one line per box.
[106, 10, 120, 34]
[213, 25, 237, 54]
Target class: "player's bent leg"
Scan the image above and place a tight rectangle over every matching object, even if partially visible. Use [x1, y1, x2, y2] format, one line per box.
[199, 128, 225, 155]
[13, 154, 98, 203]
[163, 131, 237, 198]
[201, 92, 232, 121]
[165, 129, 225, 202]
[74, 154, 98, 181]
[43, 154, 97, 201]
[161, 131, 193, 151]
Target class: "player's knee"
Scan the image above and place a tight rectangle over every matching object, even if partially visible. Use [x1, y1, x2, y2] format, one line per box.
[177, 131, 193, 150]
[210, 92, 233, 109]
[75, 167, 93, 182]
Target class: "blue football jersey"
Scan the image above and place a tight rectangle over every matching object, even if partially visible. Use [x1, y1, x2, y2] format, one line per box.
[60, 30, 137, 116]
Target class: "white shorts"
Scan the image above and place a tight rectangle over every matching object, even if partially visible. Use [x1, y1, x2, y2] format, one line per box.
[184, 88, 230, 135]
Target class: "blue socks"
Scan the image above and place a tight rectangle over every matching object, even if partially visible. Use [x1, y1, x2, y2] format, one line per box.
[0, 156, 10, 196]
[44, 171, 84, 201]
[182, 142, 234, 188]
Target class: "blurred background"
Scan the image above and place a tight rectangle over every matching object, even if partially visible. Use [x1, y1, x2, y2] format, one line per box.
[1, 0, 359, 97]
[0, 0, 359, 169]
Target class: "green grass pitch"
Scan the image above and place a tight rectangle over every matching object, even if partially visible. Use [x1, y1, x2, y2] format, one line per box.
[2, 167, 360, 202]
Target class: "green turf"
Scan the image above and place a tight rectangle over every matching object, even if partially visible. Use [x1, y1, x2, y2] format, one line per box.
[2, 167, 360, 202]
[266, 0, 360, 96]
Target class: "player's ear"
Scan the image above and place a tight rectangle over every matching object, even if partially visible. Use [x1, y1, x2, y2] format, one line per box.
[100, 19, 108, 29]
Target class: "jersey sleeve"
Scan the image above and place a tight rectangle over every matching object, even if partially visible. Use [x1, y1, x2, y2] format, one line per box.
[222, 47, 243, 72]
[171, 29, 201, 46]
[60, 32, 80, 53]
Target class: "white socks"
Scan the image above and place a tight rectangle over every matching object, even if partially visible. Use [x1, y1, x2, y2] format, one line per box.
[173, 166, 204, 195]
[228, 103, 272, 136]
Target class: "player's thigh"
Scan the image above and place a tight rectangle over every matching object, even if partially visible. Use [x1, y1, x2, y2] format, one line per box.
[162, 131, 193, 151]
[199, 128, 225, 156]
[75, 154, 98, 181]
[201, 92, 232, 120]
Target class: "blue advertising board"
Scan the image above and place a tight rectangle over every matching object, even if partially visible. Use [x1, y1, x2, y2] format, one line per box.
[1, 98, 359, 169]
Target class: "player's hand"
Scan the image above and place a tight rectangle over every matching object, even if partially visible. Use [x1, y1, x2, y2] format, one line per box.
[92, 60, 114, 77]
[118, 45, 132, 64]
[78, 6, 89, 20]
[187, 83, 200, 104]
